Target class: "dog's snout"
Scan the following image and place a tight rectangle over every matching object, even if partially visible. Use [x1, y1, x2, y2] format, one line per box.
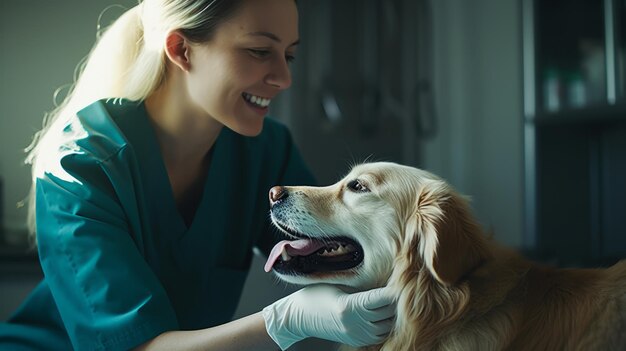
[269, 186, 288, 206]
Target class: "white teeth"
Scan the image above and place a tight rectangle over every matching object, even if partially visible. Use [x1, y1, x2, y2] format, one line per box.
[243, 92, 271, 108]
[281, 250, 291, 262]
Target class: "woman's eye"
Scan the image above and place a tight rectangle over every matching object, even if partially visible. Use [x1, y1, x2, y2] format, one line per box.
[347, 180, 369, 193]
[248, 49, 270, 58]
[285, 54, 296, 63]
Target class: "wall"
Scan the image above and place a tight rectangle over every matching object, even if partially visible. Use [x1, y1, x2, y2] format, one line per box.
[0, 0, 136, 240]
[424, 0, 524, 247]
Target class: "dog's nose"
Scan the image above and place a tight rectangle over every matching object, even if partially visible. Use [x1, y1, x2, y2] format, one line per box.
[269, 186, 288, 206]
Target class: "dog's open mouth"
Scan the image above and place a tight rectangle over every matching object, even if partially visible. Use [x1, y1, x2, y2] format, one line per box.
[264, 222, 364, 275]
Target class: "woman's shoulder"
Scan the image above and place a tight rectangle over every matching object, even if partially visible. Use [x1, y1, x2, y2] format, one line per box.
[34, 99, 146, 196]
[37, 99, 140, 167]
[75, 98, 145, 155]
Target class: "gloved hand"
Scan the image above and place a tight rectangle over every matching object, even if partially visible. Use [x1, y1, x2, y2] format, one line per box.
[262, 284, 396, 350]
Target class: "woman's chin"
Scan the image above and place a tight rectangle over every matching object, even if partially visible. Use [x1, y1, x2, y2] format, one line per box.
[230, 120, 264, 137]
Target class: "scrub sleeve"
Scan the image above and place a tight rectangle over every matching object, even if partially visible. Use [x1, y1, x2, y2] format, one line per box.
[35, 149, 179, 350]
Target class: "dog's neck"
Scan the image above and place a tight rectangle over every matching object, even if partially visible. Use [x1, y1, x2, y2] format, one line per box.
[465, 244, 531, 315]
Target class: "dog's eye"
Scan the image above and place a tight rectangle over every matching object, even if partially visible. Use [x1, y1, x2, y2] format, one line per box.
[347, 179, 369, 193]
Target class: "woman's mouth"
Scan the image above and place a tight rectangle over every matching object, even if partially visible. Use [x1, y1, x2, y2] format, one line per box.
[242, 92, 271, 112]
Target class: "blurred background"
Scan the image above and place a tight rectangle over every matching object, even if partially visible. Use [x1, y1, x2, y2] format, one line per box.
[1, 0, 625, 350]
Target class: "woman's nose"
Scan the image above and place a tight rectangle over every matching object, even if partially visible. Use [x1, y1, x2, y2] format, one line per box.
[265, 58, 292, 90]
[269, 186, 288, 206]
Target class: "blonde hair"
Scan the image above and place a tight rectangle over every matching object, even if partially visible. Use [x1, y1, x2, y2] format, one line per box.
[24, 0, 245, 238]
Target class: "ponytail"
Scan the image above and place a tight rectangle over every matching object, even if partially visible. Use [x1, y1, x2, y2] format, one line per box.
[24, 3, 165, 238]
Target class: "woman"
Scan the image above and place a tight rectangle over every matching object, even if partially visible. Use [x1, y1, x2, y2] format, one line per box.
[0, 0, 395, 350]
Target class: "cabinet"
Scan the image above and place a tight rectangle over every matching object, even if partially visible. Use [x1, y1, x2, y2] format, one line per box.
[523, 0, 626, 267]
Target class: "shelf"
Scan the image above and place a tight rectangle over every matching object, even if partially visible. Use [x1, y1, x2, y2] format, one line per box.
[0, 243, 40, 276]
[0, 243, 38, 262]
[523, 0, 626, 267]
[0, 230, 38, 265]
[526, 102, 626, 126]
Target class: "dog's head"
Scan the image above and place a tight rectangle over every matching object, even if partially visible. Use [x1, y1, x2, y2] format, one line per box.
[264, 162, 488, 291]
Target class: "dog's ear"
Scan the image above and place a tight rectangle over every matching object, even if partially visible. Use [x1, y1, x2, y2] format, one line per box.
[415, 181, 489, 286]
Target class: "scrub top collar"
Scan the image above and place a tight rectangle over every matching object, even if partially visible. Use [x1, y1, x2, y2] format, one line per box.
[117, 101, 229, 240]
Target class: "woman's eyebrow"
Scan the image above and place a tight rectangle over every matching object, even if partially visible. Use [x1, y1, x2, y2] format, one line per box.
[246, 31, 300, 46]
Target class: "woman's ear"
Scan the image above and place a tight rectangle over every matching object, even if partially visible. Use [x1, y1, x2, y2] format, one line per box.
[416, 182, 489, 286]
[164, 30, 192, 72]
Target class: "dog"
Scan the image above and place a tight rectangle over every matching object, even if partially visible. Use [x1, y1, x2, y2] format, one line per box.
[264, 162, 626, 351]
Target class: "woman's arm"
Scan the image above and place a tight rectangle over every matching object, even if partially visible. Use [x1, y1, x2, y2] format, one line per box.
[135, 284, 396, 351]
[134, 312, 278, 351]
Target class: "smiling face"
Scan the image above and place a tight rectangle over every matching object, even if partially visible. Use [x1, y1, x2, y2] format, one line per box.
[185, 0, 298, 136]
[266, 162, 446, 289]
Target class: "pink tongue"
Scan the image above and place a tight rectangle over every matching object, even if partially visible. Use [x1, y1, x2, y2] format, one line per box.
[264, 239, 327, 272]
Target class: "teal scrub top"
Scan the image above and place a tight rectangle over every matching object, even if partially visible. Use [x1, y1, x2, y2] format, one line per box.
[0, 99, 316, 351]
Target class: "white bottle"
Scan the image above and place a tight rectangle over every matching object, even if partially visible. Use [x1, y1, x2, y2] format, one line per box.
[543, 68, 561, 112]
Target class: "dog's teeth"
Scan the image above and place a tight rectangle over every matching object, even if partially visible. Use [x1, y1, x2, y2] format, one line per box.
[319, 245, 349, 256]
[281, 251, 291, 261]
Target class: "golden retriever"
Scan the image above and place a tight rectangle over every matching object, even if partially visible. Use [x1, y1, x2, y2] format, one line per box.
[264, 162, 626, 351]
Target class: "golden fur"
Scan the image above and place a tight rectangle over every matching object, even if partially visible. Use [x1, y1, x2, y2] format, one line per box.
[270, 162, 626, 351]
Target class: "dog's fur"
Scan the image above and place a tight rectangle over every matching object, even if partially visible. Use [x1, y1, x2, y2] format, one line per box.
[269, 162, 626, 351]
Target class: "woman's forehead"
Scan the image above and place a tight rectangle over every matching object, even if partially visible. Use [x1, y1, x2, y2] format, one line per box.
[219, 0, 299, 43]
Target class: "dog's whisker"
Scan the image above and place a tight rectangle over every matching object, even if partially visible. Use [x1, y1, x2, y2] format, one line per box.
[311, 223, 331, 240]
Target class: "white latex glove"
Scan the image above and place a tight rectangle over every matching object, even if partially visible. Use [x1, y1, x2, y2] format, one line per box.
[262, 284, 396, 350]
